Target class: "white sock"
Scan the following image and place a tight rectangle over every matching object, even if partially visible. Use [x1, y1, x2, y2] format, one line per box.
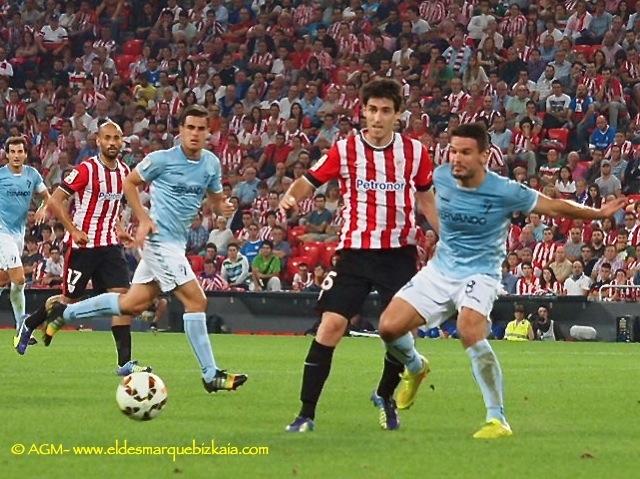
[385, 332, 423, 374]
[183, 312, 218, 382]
[10, 282, 26, 330]
[466, 339, 506, 423]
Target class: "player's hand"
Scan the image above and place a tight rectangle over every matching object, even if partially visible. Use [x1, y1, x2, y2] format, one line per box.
[34, 208, 48, 225]
[597, 197, 629, 218]
[71, 229, 89, 247]
[219, 198, 235, 218]
[136, 217, 158, 247]
[279, 193, 298, 212]
[117, 230, 135, 248]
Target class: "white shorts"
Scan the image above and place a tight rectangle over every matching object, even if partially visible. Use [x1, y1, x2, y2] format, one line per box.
[395, 262, 501, 329]
[0, 233, 24, 270]
[131, 240, 196, 293]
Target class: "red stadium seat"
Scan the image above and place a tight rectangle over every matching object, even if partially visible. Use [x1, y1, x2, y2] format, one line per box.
[287, 225, 307, 244]
[114, 54, 136, 79]
[320, 242, 338, 268]
[299, 243, 322, 266]
[188, 255, 204, 275]
[122, 39, 144, 56]
[546, 128, 569, 152]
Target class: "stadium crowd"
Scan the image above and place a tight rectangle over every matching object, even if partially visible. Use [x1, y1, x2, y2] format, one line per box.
[0, 0, 639, 300]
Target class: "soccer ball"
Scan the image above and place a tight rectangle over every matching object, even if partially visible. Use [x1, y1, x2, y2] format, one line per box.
[116, 372, 168, 421]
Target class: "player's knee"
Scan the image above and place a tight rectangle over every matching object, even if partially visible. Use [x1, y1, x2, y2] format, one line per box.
[316, 314, 346, 344]
[11, 275, 26, 286]
[185, 293, 207, 313]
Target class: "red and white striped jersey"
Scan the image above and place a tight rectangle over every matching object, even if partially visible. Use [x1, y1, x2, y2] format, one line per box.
[236, 227, 250, 242]
[219, 145, 242, 174]
[604, 141, 633, 159]
[536, 281, 564, 295]
[311, 51, 334, 71]
[358, 34, 376, 56]
[293, 4, 314, 27]
[261, 209, 287, 226]
[580, 76, 596, 97]
[60, 156, 130, 249]
[511, 131, 529, 154]
[623, 60, 640, 81]
[516, 276, 540, 295]
[337, 34, 359, 57]
[92, 71, 110, 92]
[338, 94, 361, 122]
[305, 132, 434, 250]
[476, 109, 500, 126]
[229, 114, 245, 134]
[446, 91, 470, 114]
[92, 39, 115, 55]
[516, 45, 533, 62]
[69, 71, 87, 90]
[488, 143, 505, 170]
[259, 225, 274, 241]
[500, 14, 527, 37]
[432, 143, 451, 165]
[81, 90, 106, 110]
[249, 52, 273, 69]
[459, 111, 479, 124]
[532, 241, 557, 269]
[420, 1, 446, 23]
[629, 225, 640, 247]
[5, 101, 25, 122]
[251, 195, 270, 216]
[595, 76, 624, 102]
[284, 129, 310, 146]
[168, 97, 184, 117]
[199, 275, 229, 292]
[298, 197, 315, 216]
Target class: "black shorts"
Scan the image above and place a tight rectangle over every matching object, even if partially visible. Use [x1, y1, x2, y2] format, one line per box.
[62, 245, 130, 299]
[316, 246, 417, 319]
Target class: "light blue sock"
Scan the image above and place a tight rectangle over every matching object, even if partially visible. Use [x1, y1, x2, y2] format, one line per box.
[63, 293, 121, 322]
[183, 312, 218, 382]
[466, 339, 506, 423]
[385, 332, 423, 374]
[10, 282, 26, 330]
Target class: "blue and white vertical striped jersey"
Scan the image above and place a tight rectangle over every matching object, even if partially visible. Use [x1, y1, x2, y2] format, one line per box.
[135, 146, 223, 248]
[431, 165, 539, 280]
[0, 165, 47, 239]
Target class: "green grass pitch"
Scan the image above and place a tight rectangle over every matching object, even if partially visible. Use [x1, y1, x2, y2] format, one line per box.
[2, 330, 640, 478]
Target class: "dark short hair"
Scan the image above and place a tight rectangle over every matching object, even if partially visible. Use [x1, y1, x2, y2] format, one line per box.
[179, 104, 208, 125]
[4, 136, 28, 152]
[227, 242, 239, 250]
[262, 240, 274, 248]
[206, 243, 217, 250]
[450, 123, 489, 152]
[361, 78, 403, 113]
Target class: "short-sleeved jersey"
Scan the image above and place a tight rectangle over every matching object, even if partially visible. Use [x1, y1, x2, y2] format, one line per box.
[305, 132, 433, 250]
[136, 146, 222, 248]
[0, 165, 46, 239]
[61, 156, 130, 248]
[431, 165, 539, 280]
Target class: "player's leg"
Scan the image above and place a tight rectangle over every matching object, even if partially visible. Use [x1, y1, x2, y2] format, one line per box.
[375, 262, 456, 420]
[172, 279, 247, 393]
[286, 254, 371, 433]
[455, 277, 511, 439]
[7, 266, 26, 328]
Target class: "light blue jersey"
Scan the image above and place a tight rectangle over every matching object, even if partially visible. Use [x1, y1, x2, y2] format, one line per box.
[431, 165, 539, 280]
[0, 165, 46, 239]
[136, 146, 223, 248]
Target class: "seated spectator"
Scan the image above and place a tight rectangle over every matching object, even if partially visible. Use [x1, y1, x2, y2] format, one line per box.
[607, 269, 637, 302]
[220, 243, 251, 290]
[537, 266, 563, 295]
[265, 162, 293, 194]
[240, 224, 263, 264]
[501, 261, 518, 295]
[549, 246, 573, 283]
[305, 264, 327, 292]
[271, 226, 291, 268]
[201, 243, 224, 273]
[564, 261, 592, 296]
[595, 160, 622, 197]
[250, 240, 282, 292]
[564, 227, 585, 261]
[21, 236, 43, 284]
[591, 244, 625, 280]
[589, 115, 616, 151]
[198, 260, 229, 292]
[515, 262, 539, 294]
[233, 166, 260, 209]
[42, 246, 64, 287]
[186, 213, 209, 255]
[504, 304, 534, 341]
[299, 194, 333, 242]
[531, 305, 563, 341]
[581, 245, 598, 277]
[208, 216, 234, 255]
[292, 262, 313, 291]
[590, 262, 613, 299]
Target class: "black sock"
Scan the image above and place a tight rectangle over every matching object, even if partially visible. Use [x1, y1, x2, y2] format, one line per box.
[299, 340, 335, 420]
[25, 305, 48, 329]
[111, 325, 131, 367]
[376, 353, 404, 400]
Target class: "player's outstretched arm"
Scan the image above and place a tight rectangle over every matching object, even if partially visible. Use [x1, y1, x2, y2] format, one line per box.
[123, 169, 156, 246]
[47, 187, 88, 246]
[280, 177, 315, 212]
[207, 191, 235, 218]
[533, 194, 629, 220]
[415, 189, 439, 235]
[34, 189, 51, 225]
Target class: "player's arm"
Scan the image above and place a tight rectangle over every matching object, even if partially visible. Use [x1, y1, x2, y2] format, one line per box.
[123, 169, 156, 246]
[207, 191, 235, 218]
[415, 189, 439, 235]
[47, 187, 88, 246]
[281, 148, 340, 212]
[532, 193, 628, 220]
[34, 188, 51, 225]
